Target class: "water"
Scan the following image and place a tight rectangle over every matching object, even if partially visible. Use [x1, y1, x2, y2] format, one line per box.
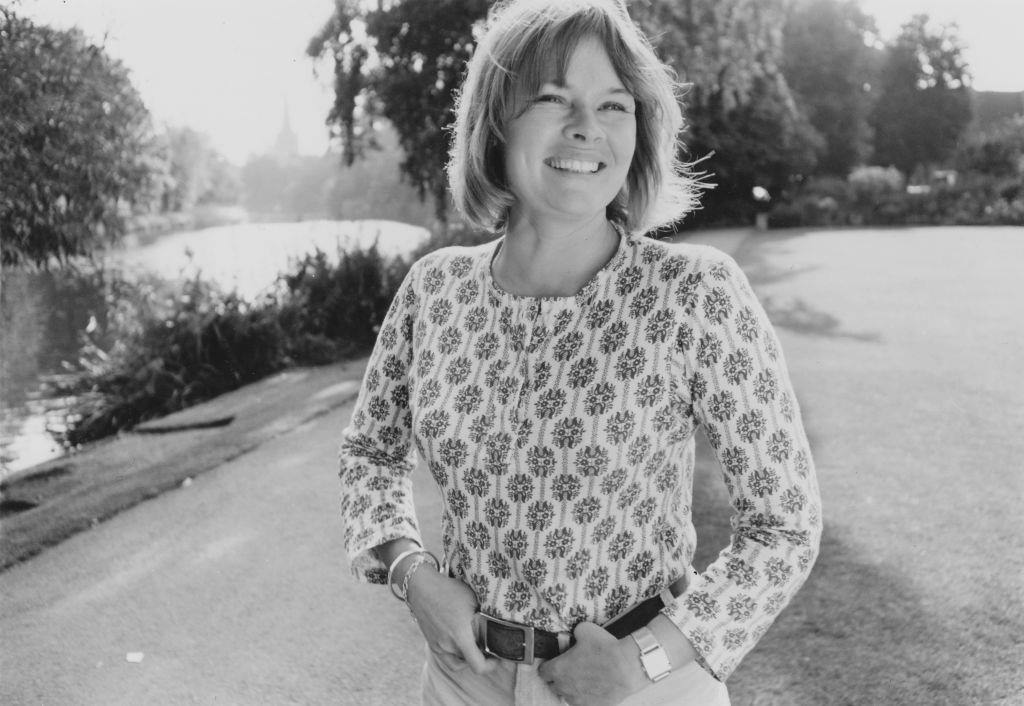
[0, 219, 428, 477]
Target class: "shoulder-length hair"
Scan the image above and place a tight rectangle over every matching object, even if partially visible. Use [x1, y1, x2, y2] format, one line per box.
[447, 0, 701, 235]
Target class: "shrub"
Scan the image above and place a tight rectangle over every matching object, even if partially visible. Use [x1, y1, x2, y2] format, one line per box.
[52, 221, 494, 446]
[59, 272, 287, 444]
[956, 115, 1024, 178]
[770, 176, 852, 228]
[276, 243, 411, 363]
[847, 166, 906, 224]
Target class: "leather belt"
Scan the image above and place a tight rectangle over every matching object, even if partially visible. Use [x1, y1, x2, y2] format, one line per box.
[475, 574, 689, 664]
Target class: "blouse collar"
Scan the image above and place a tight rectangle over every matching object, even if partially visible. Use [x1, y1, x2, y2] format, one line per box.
[481, 222, 634, 310]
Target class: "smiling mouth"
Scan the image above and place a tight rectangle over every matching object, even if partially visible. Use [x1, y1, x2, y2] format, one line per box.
[544, 158, 605, 174]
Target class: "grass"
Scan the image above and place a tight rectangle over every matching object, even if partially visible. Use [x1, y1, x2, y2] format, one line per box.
[705, 227, 1024, 704]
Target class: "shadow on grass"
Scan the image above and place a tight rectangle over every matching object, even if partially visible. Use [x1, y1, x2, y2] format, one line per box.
[731, 230, 883, 344]
[760, 296, 882, 343]
[690, 434, 1013, 705]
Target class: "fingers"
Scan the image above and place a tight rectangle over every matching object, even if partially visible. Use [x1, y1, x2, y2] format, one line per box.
[573, 621, 609, 643]
[430, 615, 496, 676]
[432, 648, 470, 672]
[455, 632, 497, 675]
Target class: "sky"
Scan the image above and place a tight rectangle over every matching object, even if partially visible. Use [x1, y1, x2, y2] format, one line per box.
[18, 0, 1024, 166]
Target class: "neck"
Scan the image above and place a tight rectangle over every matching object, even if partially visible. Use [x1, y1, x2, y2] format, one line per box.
[493, 212, 620, 297]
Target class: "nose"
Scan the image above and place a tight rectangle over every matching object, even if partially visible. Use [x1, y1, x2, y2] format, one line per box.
[563, 105, 602, 143]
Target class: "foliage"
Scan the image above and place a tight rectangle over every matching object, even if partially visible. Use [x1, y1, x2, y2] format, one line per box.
[870, 15, 973, 175]
[767, 175, 851, 228]
[157, 126, 241, 212]
[956, 115, 1024, 178]
[308, 0, 489, 223]
[769, 167, 1024, 228]
[848, 165, 903, 199]
[629, 0, 822, 227]
[60, 272, 287, 444]
[310, 0, 825, 228]
[782, 0, 881, 176]
[276, 244, 411, 361]
[0, 8, 156, 267]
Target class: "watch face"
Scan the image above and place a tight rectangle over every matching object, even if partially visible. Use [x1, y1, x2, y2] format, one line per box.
[641, 649, 673, 682]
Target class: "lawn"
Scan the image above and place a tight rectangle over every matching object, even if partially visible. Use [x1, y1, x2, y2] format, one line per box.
[685, 226, 1024, 704]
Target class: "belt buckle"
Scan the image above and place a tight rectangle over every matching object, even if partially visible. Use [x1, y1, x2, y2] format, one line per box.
[478, 612, 536, 665]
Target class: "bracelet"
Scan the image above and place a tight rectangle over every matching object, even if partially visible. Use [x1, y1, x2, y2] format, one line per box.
[400, 551, 440, 618]
[387, 547, 424, 600]
[388, 549, 439, 601]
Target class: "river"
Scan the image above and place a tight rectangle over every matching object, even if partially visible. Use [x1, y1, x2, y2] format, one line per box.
[0, 219, 428, 477]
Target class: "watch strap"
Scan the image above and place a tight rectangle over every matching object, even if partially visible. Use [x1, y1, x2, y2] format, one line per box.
[630, 626, 672, 682]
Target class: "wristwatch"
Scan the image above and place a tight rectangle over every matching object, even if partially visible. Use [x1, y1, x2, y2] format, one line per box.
[630, 626, 672, 682]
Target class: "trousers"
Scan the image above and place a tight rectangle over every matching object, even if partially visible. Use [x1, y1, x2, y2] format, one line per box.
[420, 645, 731, 706]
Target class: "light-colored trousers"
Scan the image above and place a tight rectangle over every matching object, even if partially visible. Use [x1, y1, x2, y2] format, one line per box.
[420, 646, 731, 706]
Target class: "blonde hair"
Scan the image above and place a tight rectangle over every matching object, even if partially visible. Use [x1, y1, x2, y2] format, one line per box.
[447, 0, 701, 235]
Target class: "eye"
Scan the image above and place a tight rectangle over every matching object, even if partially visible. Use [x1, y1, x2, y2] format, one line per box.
[534, 93, 564, 104]
[601, 101, 633, 113]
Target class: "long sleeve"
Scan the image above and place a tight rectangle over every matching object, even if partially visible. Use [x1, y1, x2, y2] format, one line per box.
[338, 260, 424, 583]
[663, 250, 823, 680]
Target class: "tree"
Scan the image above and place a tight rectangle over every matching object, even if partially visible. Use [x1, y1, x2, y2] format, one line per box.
[157, 126, 240, 212]
[870, 15, 972, 176]
[782, 0, 881, 176]
[308, 0, 489, 224]
[309, 0, 821, 228]
[630, 0, 821, 225]
[0, 8, 156, 267]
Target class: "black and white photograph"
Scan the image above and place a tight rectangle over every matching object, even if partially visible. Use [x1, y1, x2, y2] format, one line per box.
[1, 0, 1021, 703]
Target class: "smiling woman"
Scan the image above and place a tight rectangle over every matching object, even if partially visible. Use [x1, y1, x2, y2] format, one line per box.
[336, 1, 821, 704]
[501, 37, 637, 245]
[448, 0, 699, 237]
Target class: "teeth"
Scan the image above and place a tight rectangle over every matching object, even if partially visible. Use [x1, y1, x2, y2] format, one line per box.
[547, 158, 601, 174]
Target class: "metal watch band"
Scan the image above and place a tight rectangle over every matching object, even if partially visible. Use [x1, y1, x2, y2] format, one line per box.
[630, 626, 672, 683]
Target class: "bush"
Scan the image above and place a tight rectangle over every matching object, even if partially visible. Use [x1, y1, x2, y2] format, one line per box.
[51, 222, 494, 446]
[770, 176, 851, 227]
[956, 115, 1024, 178]
[847, 166, 906, 224]
[58, 272, 287, 444]
[276, 244, 411, 363]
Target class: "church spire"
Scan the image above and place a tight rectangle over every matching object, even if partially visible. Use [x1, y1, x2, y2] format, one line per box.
[271, 98, 298, 161]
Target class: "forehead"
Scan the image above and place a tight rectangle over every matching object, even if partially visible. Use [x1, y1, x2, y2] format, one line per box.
[510, 31, 634, 99]
[542, 36, 625, 88]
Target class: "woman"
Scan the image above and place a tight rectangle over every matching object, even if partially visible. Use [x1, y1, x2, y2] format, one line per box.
[338, 0, 822, 703]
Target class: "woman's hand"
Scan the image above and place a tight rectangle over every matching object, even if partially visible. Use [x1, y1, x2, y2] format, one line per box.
[405, 565, 497, 675]
[537, 622, 648, 706]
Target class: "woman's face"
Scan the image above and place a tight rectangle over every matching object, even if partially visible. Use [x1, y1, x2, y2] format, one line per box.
[503, 36, 637, 228]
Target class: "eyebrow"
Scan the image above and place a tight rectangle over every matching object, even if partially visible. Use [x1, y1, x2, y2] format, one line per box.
[544, 80, 635, 98]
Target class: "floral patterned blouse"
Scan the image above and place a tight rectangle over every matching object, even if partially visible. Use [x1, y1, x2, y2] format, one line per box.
[338, 228, 822, 680]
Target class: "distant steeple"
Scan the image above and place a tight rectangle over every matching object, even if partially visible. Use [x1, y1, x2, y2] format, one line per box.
[272, 100, 299, 161]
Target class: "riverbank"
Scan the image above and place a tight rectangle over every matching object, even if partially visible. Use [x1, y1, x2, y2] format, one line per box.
[0, 218, 430, 477]
[0, 360, 368, 571]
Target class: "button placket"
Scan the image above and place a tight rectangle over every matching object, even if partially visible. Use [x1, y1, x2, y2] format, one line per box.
[511, 299, 541, 425]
